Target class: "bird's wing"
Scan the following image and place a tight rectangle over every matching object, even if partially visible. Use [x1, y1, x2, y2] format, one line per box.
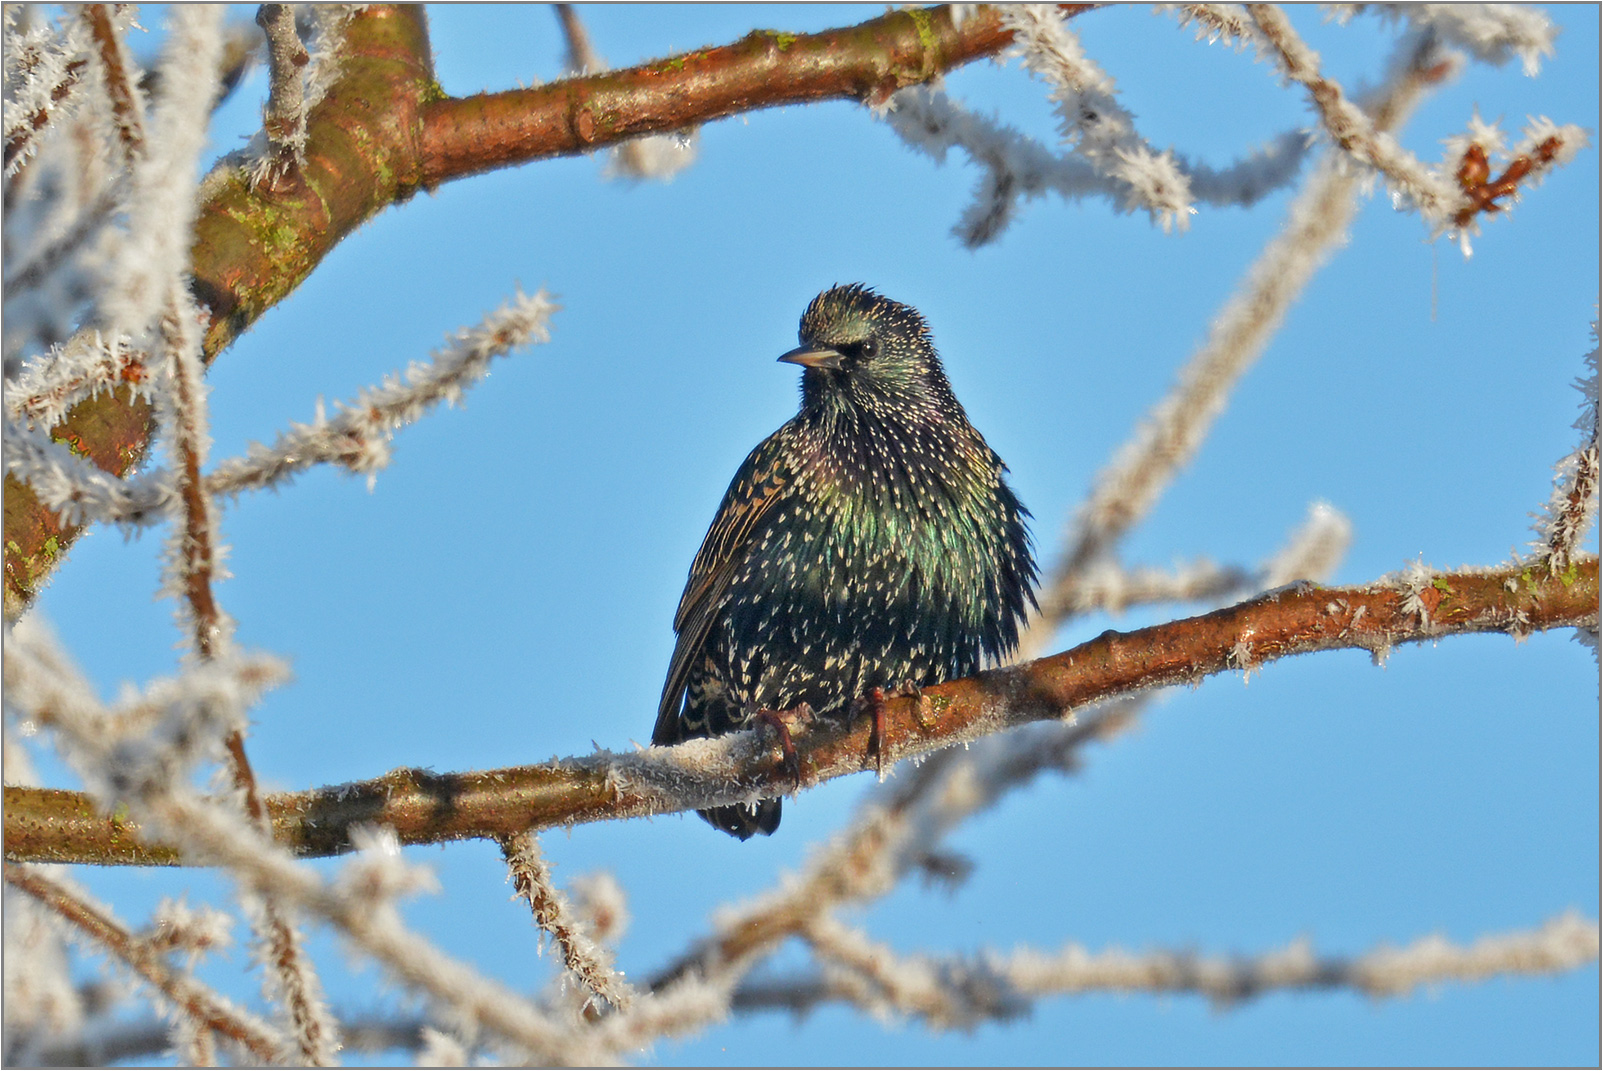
[655, 430, 796, 743]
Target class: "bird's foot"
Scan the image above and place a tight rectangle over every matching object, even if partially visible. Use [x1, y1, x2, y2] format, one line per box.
[895, 680, 933, 729]
[753, 705, 807, 791]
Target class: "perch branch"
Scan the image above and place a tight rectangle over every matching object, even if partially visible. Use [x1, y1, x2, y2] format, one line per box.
[5, 557, 1594, 867]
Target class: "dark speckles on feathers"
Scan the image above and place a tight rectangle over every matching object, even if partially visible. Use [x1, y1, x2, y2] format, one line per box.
[653, 284, 1038, 839]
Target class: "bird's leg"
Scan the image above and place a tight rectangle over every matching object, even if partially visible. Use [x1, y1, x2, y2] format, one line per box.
[752, 705, 807, 790]
[858, 682, 931, 780]
[862, 687, 892, 781]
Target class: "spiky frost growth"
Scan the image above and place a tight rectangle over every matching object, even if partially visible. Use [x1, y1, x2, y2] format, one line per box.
[207, 288, 559, 496]
[999, 5, 1195, 232]
[2, 420, 175, 529]
[1169, 3, 1260, 48]
[2, 9, 92, 179]
[5, 330, 149, 429]
[1537, 323, 1601, 573]
[2, 9, 127, 359]
[237, 889, 342, 1066]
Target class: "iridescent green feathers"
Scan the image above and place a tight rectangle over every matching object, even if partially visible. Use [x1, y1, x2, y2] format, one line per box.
[655, 284, 1038, 839]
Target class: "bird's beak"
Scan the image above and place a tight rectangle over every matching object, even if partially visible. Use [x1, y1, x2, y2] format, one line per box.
[778, 344, 845, 370]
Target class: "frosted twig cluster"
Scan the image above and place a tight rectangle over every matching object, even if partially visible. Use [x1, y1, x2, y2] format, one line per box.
[1328, 3, 1557, 75]
[4, 865, 286, 1064]
[1018, 27, 1443, 660]
[1247, 4, 1585, 250]
[882, 87, 1309, 247]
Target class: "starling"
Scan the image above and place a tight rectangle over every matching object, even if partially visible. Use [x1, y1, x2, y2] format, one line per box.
[654, 284, 1037, 838]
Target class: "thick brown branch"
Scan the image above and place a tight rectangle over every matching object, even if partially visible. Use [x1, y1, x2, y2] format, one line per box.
[5, 558, 1594, 867]
[417, 6, 1078, 185]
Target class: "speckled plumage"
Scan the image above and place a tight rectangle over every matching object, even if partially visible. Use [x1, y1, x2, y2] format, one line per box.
[655, 284, 1038, 838]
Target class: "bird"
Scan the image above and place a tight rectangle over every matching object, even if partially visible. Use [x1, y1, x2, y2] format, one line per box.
[653, 284, 1038, 839]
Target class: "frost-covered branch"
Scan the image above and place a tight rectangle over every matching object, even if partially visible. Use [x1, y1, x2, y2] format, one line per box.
[646, 498, 1351, 1001]
[3, 332, 147, 429]
[4, 290, 558, 534]
[2, 421, 174, 529]
[1020, 29, 1445, 658]
[7, 555, 1594, 868]
[3, 864, 287, 1064]
[1000, 5, 1195, 231]
[80, 5, 144, 164]
[1539, 326, 1601, 575]
[501, 831, 636, 1012]
[881, 87, 1309, 247]
[740, 912, 1600, 1023]
[1, 16, 88, 181]
[207, 288, 559, 496]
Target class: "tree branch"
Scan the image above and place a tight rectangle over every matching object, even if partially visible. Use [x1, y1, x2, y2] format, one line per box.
[5, 557, 1594, 867]
[416, 5, 1078, 186]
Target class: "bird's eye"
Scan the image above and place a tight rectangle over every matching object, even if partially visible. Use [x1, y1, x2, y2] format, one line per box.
[860, 337, 880, 359]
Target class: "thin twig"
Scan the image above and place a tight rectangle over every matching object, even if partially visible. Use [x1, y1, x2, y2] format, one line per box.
[501, 831, 636, 1011]
[253, 3, 309, 186]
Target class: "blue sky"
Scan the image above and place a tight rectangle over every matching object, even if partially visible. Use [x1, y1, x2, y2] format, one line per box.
[27, 4, 1600, 1065]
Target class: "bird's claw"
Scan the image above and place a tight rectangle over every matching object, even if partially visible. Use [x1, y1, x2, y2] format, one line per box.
[754, 706, 805, 791]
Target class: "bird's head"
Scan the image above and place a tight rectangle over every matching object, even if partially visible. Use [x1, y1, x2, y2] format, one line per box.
[780, 284, 955, 418]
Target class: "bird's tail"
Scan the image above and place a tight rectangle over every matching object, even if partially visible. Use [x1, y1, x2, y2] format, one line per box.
[698, 799, 781, 839]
